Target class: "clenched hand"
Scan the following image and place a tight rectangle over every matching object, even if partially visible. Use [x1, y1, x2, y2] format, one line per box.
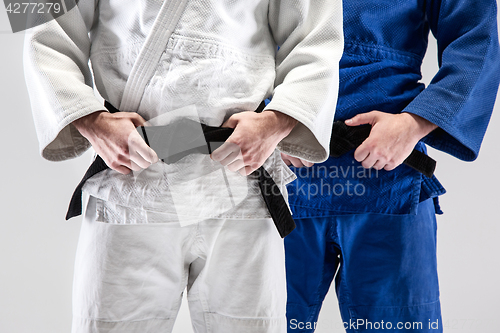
[211, 110, 298, 176]
[345, 111, 437, 171]
[73, 111, 159, 175]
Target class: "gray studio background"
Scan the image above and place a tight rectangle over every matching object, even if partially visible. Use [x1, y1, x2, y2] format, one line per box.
[1, 4, 499, 333]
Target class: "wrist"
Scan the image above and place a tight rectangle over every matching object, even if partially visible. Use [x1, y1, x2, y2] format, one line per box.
[263, 109, 298, 138]
[72, 110, 108, 137]
[402, 112, 438, 138]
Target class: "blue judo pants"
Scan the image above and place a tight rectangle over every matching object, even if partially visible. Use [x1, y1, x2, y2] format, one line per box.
[285, 198, 442, 332]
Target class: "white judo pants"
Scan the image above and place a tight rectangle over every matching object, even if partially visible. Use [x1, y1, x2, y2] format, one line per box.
[71, 196, 287, 333]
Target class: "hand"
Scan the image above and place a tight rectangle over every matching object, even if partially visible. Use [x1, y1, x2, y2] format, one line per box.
[345, 111, 437, 171]
[73, 111, 159, 175]
[280, 152, 314, 167]
[210, 110, 297, 176]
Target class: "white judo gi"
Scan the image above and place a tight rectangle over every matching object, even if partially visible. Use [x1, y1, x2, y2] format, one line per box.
[24, 0, 343, 332]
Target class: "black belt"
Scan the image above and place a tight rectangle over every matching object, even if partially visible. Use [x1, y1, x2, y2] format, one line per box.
[66, 105, 435, 238]
[329, 121, 436, 178]
[66, 101, 296, 238]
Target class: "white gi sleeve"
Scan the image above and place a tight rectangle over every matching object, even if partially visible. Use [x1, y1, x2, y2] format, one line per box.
[267, 0, 343, 163]
[23, 1, 103, 161]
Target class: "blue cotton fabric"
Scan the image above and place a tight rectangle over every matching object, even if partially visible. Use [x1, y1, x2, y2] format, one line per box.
[284, 1, 500, 332]
[285, 199, 442, 333]
[287, 0, 500, 217]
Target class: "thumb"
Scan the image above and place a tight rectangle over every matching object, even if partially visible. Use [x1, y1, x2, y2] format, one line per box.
[345, 111, 378, 126]
[222, 114, 239, 129]
[129, 113, 148, 128]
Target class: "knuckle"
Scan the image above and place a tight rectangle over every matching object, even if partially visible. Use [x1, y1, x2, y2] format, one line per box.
[116, 153, 129, 164]
[374, 148, 388, 160]
[250, 161, 260, 170]
[118, 144, 129, 156]
[110, 160, 121, 169]
[211, 151, 220, 160]
[132, 113, 142, 121]
[385, 163, 395, 171]
[367, 141, 378, 151]
[377, 155, 387, 164]
[229, 139, 243, 151]
[387, 157, 399, 167]
[129, 136, 140, 146]
[241, 151, 254, 164]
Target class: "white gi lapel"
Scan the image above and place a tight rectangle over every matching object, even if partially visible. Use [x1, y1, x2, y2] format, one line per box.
[119, 0, 189, 112]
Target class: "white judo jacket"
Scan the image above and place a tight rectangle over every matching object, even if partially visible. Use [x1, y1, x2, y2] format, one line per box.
[24, 0, 343, 221]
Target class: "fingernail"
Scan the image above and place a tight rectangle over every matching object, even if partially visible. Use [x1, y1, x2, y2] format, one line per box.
[345, 119, 352, 124]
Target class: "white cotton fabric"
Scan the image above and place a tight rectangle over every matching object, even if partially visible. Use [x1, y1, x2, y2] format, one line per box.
[23, 2, 342, 330]
[24, 0, 343, 220]
[72, 195, 287, 333]
[24, 0, 343, 162]
[83, 149, 295, 221]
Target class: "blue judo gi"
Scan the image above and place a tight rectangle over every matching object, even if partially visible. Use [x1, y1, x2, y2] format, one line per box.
[284, 1, 500, 332]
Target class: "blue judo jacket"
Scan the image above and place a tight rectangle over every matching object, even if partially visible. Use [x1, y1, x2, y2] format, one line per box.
[287, 0, 500, 217]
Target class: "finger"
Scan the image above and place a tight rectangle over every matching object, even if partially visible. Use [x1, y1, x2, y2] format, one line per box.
[211, 141, 241, 162]
[128, 113, 148, 128]
[128, 131, 158, 166]
[135, 146, 159, 164]
[353, 143, 370, 162]
[301, 159, 314, 167]
[384, 155, 406, 171]
[226, 158, 246, 173]
[114, 166, 132, 175]
[239, 165, 256, 177]
[280, 152, 293, 166]
[221, 114, 239, 129]
[289, 156, 306, 168]
[384, 161, 398, 172]
[372, 159, 387, 170]
[282, 157, 292, 166]
[345, 111, 378, 126]
[129, 149, 152, 169]
[131, 139, 159, 164]
[129, 160, 143, 171]
[361, 153, 378, 169]
[219, 150, 243, 166]
[108, 160, 132, 175]
[114, 151, 144, 173]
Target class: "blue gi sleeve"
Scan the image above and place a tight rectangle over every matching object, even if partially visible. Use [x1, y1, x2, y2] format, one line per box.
[403, 0, 500, 161]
